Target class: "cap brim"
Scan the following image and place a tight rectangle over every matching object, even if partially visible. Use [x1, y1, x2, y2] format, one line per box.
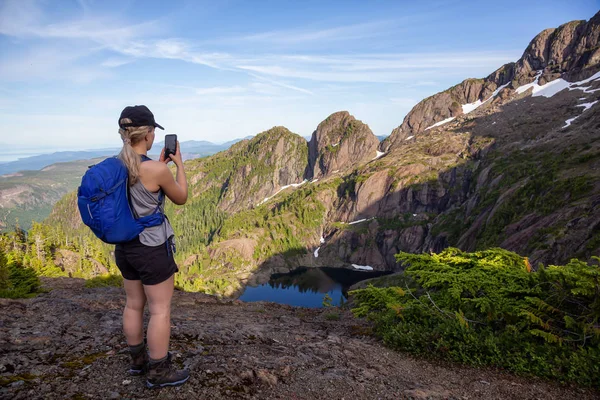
[155, 123, 164, 130]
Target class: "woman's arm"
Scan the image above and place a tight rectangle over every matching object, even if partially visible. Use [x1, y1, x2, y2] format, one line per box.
[157, 141, 188, 205]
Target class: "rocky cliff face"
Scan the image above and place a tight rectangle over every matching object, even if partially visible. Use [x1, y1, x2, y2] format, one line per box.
[306, 111, 380, 180]
[381, 11, 600, 153]
[515, 14, 600, 83]
[187, 127, 308, 213]
[379, 66, 513, 152]
[220, 127, 308, 212]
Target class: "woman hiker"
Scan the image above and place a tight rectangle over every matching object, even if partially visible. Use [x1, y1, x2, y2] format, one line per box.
[115, 105, 189, 388]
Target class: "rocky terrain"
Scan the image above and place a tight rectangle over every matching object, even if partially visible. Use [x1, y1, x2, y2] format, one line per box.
[1, 278, 598, 399]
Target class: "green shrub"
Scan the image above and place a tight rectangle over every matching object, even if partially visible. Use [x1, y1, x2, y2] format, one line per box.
[0, 254, 42, 298]
[322, 293, 333, 307]
[350, 248, 600, 386]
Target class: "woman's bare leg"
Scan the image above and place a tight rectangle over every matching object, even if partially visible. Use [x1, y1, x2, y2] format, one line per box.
[143, 275, 174, 360]
[123, 278, 147, 345]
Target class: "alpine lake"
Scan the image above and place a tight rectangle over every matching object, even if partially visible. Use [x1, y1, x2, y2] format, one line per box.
[238, 267, 391, 308]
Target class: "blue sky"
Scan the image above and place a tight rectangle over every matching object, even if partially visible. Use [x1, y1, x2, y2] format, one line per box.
[0, 0, 598, 151]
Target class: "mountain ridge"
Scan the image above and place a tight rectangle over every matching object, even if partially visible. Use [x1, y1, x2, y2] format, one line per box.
[31, 11, 600, 295]
[380, 11, 600, 152]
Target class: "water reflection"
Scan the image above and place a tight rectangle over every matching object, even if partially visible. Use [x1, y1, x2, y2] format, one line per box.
[239, 267, 390, 308]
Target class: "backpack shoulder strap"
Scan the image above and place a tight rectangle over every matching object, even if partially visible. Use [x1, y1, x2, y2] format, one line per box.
[138, 154, 165, 212]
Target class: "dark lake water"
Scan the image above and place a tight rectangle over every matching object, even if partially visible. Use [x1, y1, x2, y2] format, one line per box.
[238, 267, 391, 308]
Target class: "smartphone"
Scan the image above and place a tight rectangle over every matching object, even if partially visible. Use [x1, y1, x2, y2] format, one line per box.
[164, 134, 177, 159]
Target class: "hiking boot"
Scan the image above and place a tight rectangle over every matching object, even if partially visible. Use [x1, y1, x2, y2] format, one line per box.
[128, 343, 149, 376]
[146, 353, 189, 388]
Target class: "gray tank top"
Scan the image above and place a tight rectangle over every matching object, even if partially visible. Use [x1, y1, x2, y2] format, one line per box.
[129, 181, 175, 246]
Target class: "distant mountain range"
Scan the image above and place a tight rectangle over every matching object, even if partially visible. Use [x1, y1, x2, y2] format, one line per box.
[0, 135, 253, 232]
[0, 137, 253, 176]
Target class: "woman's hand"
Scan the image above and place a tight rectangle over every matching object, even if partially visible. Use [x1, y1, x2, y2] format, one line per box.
[159, 147, 171, 164]
[168, 141, 183, 166]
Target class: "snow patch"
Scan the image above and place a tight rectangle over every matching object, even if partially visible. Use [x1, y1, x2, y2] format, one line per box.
[320, 235, 325, 244]
[492, 121, 497, 125]
[516, 71, 543, 95]
[405, 135, 414, 140]
[311, 178, 319, 183]
[577, 100, 598, 112]
[579, 87, 600, 94]
[574, 71, 600, 85]
[314, 247, 320, 258]
[461, 82, 511, 114]
[352, 264, 374, 271]
[349, 218, 367, 225]
[372, 150, 385, 160]
[563, 117, 578, 128]
[516, 70, 600, 99]
[424, 117, 455, 131]
[258, 180, 308, 205]
[331, 142, 339, 147]
[532, 78, 570, 98]
[462, 99, 483, 114]
[562, 100, 598, 129]
[348, 217, 375, 225]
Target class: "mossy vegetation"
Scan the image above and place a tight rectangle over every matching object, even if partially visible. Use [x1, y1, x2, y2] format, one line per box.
[0, 372, 37, 387]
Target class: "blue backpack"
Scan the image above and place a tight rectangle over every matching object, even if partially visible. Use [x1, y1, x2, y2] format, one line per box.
[77, 156, 164, 244]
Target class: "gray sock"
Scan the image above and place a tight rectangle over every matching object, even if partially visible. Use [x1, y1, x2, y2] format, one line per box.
[129, 342, 145, 355]
[149, 354, 168, 365]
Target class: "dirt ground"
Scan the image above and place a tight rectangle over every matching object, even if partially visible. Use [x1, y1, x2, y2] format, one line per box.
[0, 278, 597, 399]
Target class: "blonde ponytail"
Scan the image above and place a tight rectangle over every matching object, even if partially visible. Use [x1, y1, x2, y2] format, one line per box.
[118, 118, 151, 186]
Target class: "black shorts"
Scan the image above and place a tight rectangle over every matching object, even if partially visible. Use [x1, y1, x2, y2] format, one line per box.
[115, 237, 179, 285]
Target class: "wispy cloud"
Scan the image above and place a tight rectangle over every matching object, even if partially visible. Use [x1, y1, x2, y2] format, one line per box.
[0, 0, 520, 87]
[236, 20, 395, 45]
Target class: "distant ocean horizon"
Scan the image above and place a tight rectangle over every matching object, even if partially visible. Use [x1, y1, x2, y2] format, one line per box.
[0, 151, 51, 163]
[0, 147, 112, 163]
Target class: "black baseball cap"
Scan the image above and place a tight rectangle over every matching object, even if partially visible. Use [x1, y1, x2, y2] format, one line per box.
[118, 105, 164, 130]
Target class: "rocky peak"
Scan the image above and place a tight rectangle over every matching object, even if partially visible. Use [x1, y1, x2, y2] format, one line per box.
[306, 111, 379, 180]
[513, 19, 594, 85]
[380, 11, 600, 153]
[210, 126, 308, 212]
[379, 67, 508, 152]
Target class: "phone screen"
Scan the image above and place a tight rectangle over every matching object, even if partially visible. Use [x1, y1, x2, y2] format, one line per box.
[165, 134, 177, 158]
